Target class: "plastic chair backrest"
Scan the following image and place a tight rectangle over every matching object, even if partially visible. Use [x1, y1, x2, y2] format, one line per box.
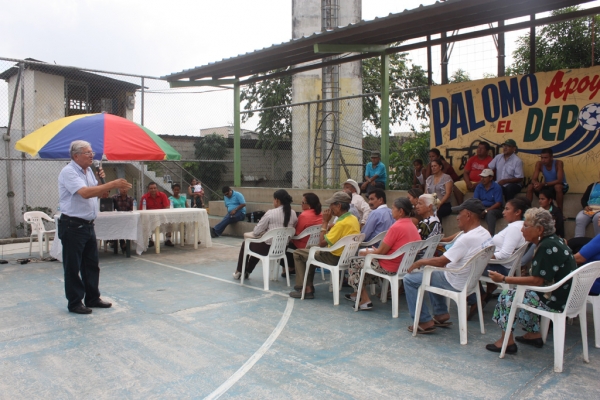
[337, 234, 365, 268]
[463, 246, 496, 294]
[361, 230, 387, 247]
[264, 227, 296, 257]
[503, 243, 529, 277]
[23, 211, 53, 235]
[563, 261, 600, 317]
[301, 225, 322, 248]
[421, 234, 443, 259]
[397, 240, 426, 274]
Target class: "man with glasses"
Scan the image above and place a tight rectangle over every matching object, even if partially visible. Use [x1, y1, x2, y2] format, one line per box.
[211, 186, 246, 238]
[58, 140, 131, 314]
[289, 191, 360, 299]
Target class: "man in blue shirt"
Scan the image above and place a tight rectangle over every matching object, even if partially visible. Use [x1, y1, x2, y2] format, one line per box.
[211, 186, 246, 238]
[473, 169, 503, 234]
[360, 151, 387, 195]
[58, 140, 131, 314]
[361, 189, 394, 242]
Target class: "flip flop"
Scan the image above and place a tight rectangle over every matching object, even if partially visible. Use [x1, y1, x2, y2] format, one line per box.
[432, 317, 453, 328]
[408, 325, 436, 334]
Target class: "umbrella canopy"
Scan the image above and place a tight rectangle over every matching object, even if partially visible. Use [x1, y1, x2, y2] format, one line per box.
[15, 113, 181, 161]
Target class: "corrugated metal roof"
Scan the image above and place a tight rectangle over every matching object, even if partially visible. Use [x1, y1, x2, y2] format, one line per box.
[164, 0, 595, 82]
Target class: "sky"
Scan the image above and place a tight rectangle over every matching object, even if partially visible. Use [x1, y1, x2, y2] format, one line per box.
[1, 0, 598, 135]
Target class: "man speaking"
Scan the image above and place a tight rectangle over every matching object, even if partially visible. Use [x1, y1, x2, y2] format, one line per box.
[58, 140, 132, 314]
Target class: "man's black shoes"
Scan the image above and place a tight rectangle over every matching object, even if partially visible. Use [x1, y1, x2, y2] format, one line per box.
[86, 299, 112, 308]
[69, 304, 92, 314]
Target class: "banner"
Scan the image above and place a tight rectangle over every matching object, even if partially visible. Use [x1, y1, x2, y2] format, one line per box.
[430, 66, 600, 193]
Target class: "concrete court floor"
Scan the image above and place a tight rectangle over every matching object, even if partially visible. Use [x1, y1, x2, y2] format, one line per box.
[1, 237, 599, 399]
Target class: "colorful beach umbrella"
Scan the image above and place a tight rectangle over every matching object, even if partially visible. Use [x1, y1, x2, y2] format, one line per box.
[15, 113, 181, 161]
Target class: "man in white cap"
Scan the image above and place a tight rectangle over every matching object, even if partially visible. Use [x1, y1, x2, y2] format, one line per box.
[343, 179, 370, 226]
[473, 168, 503, 235]
[289, 191, 360, 299]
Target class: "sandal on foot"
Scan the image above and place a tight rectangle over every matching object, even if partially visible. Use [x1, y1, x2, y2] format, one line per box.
[432, 317, 453, 328]
[408, 325, 436, 334]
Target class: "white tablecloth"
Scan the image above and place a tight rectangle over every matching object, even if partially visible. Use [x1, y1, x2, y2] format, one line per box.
[135, 208, 211, 254]
[50, 212, 140, 261]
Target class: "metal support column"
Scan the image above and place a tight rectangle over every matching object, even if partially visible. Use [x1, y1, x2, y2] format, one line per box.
[529, 14, 536, 74]
[20, 63, 27, 211]
[233, 82, 241, 187]
[141, 77, 145, 125]
[3, 64, 22, 237]
[380, 54, 390, 190]
[441, 32, 449, 85]
[498, 20, 505, 77]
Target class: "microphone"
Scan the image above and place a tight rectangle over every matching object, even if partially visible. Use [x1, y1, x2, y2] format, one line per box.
[93, 160, 105, 184]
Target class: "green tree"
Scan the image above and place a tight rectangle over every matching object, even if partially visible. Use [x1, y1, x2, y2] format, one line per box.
[184, 133, 229, 200]
[507, 6, 600, 75]
[388, 129, 430, 190]
[448, 68, 471, 83]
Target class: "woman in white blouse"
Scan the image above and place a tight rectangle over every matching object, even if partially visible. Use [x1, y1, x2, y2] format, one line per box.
[468, 197, 530, 319]
[425, 159, 453, 218]
[233, 189, 297, 280]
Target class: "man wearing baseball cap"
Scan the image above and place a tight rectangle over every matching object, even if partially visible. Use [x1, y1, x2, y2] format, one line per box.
[473, 169, 504, 235]
[289, 191, 360, 299]
[404, 198, 491, 334]
[360, 151, 387, 195]
[343, 179, 371, 225]
[487, 139, 524, 202]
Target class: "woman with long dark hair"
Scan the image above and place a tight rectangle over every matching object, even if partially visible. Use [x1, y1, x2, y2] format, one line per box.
[233, 189, 298, 280]
[425, 159, 453, 218]
[282, 193, 323, 277]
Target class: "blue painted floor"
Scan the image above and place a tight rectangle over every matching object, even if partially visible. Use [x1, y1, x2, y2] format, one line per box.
[1, 237, 599, 399]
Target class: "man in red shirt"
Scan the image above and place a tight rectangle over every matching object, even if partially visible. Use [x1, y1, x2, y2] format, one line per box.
[454, 141, 492, 204]
[139, 182, 170, 247]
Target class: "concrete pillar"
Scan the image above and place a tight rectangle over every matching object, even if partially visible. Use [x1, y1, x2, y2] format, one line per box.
[291, 0, 362, 188]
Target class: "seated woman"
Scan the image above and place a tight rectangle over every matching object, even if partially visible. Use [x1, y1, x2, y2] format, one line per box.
[282, 193, 323, 277]
[165, 183, 188, 246]
[425, 159, 453, 219]
[575, 171, 600, 238]
[233, 189, 297, 280]
[485, 208, 577, 354]
[538, 187, 564, 238]
[467, 198, 529, 319]
[407, 188, 424, 226]
[346, 198, 421, 310]
[414, 193, 443, 240]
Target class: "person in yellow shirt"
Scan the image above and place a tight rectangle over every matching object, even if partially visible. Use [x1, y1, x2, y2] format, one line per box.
[289, 191, 360, 299]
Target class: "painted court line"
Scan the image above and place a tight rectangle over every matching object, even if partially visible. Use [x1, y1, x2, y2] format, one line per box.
[204, 297, 295, 400]
[132, 257, 290, 298]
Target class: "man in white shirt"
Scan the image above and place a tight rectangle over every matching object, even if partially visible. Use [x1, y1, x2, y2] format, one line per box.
[343, 179, 371, 226]
[488, 139, 524, 202]
[404, 198, 491, 333]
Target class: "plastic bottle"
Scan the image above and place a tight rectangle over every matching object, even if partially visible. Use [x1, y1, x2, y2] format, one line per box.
[142, 199, 147, 210]
[57, 204, 60, 214]
[133, 199, 137, 210]
[170, 200, 174, 209]
[251, 213, 255, 223]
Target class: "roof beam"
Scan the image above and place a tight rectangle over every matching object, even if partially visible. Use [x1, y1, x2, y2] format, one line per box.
[313, 44, 388, 53]
[169, 79, 238, 88]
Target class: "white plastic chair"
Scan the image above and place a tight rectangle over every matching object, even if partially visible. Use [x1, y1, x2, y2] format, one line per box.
[421, 233, 444, 259]
[355, 240, 424, 318]
[412, 245, 495, 345]
[23, 211, 56, 258]
[301, 233, 365, 305]
[499, 261, 600, 372]
[240, 227, 296, 290]
[287, 225, 324, 279]
[360, 230, 387, 248]
[480, 243, 529, 290]
[587, 294, 600, 349]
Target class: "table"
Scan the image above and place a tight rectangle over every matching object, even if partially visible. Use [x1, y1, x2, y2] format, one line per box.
[50, 212, 140, 262]
[135, 208, 211, 254]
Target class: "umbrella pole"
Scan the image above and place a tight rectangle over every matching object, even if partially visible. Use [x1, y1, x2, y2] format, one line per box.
[3, 63, 23, 237]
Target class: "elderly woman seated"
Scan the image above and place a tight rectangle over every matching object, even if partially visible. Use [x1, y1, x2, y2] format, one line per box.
[233, 189, 297, 280]
[414, 193, 443, 240]
[345, 198, 421, 310]
[485, 208, 577, 354]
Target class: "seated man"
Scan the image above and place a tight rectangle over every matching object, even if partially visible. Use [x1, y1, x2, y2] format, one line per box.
[343, 179, 371, 226]
[526, 147, 568, 210]
[473, 169, 504, 235]
[360, 151, 387, 195]
[111, 187, 134, 252]
[488, 139, 524, 202]
[140, 181, 171, 247]
[289, 191, 360, 299]
[361, 189, 394, 243]
[454, 141, 492, 204]
[211, 186, 246, 238]
[404, 198, 491, 333]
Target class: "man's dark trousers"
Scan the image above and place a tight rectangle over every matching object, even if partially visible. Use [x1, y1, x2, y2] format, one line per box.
[59, 216, 101, 310]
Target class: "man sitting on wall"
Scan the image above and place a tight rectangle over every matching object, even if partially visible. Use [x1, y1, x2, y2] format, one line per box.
[139, 181, 171, 247]
[361, 189, 394, 243]
[473, 169, 504, 235]
[211, 186, 246, 238]
[454, 141, 492, 205]
[526, 147, 568, 210]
